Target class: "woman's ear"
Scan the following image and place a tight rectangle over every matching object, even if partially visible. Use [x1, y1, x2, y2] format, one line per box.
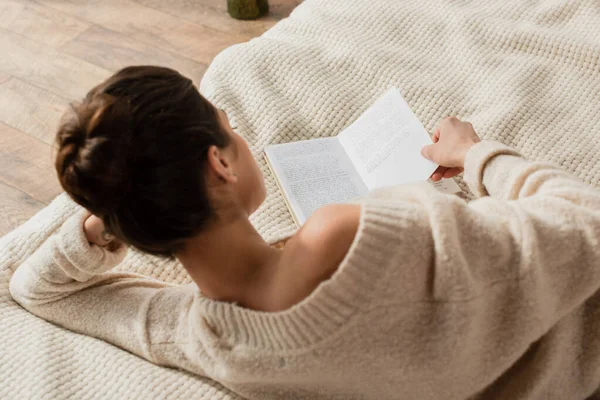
[206, 145, 238, 184]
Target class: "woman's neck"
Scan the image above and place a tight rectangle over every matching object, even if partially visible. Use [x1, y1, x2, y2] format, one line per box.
[176, 214, 282, 307]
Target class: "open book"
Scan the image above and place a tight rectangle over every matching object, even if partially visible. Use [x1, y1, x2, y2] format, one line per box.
[265, 87, 462, 226]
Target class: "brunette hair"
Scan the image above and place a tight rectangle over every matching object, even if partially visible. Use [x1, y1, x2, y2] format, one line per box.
[55, 66, 230, 258]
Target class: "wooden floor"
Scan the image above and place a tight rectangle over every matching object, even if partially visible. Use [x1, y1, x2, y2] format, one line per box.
[0, 0, 300, 237]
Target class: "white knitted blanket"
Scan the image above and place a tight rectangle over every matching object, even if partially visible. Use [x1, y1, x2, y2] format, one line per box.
[2, 0, 600, 398]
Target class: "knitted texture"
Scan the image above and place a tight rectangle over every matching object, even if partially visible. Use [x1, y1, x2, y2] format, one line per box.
[1, 0, 600, 398]
[0, 194, 239, 399]
[201, 0, 600, 243]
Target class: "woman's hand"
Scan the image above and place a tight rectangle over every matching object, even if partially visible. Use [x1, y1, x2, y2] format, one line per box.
[422, 117, 481, 182]
[83, 214, 122, 251]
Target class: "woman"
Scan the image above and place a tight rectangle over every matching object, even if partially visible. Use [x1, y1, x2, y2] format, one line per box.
[9, 66, 600, 399]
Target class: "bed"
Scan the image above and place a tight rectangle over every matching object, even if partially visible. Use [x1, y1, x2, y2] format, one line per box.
[2, 0, 600, 398]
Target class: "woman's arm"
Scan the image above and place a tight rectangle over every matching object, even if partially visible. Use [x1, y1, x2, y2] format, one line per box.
[427, 138, 600, 315]
[422, 117, 600, 326]
[404, 118, 600, 392]
[8, 208, 212, 377]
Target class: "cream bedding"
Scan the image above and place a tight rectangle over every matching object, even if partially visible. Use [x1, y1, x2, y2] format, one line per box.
[2, 0, 600, 398]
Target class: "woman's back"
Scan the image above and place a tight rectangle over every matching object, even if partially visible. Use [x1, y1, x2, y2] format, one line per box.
[10, 137, 600, 399]
[252, 203, 361, 312]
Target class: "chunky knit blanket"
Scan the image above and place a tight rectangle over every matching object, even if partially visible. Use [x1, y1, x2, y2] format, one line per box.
[2, 0, 600, 398]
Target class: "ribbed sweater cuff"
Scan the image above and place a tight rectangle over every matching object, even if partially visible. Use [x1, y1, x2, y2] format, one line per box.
[463, 140, 523, 198]
[54, 208, 128, 281]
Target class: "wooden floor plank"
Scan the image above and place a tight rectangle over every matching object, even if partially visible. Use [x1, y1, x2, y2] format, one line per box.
[267, 0, 304, 19]
[0, 28, 111, 100]
[0, 78, 70, 144]
[0, 0, 90, 47]
[187, 0, 301, 14]
[135, 0, 289, 37]
[185, 0, 301, 20]
[0, 0, 298, 234]
[60, 25, 207, 85]
[0, 182, 46, 238]
[0, 123, 62, 205]
[188, 0, 302, 19]
[38, 0, 252, 65]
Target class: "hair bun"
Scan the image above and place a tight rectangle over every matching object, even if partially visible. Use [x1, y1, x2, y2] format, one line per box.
[55, 93, 136, 215]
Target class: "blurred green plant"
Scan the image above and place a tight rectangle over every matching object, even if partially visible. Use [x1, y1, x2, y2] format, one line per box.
[227, 0, 269, 20]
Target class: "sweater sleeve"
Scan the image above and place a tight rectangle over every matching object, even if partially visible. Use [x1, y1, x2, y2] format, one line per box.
[8, 208, 212, 378]
[392, 140, 600, 391]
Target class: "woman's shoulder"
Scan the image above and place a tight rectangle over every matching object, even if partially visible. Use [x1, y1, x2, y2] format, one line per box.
[270, 204, 361, 310]
[297, 204, 362, 261]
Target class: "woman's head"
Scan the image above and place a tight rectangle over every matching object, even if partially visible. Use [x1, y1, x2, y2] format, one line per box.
[55, 66, 266, 258]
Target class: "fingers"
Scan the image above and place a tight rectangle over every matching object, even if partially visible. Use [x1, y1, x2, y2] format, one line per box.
[443, 167, 463, 178]
[430, 166, 447, 182]
[431, 166, 463, 182]
[432, 128, 440, 143]
[421, 144, 435, 161]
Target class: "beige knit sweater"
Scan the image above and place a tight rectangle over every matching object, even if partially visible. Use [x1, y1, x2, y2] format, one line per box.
[9, 141, 600, 400]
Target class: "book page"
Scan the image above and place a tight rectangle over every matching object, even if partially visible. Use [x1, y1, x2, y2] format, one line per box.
[338, 88, 438, 190]
[265, 138, 368, 225]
